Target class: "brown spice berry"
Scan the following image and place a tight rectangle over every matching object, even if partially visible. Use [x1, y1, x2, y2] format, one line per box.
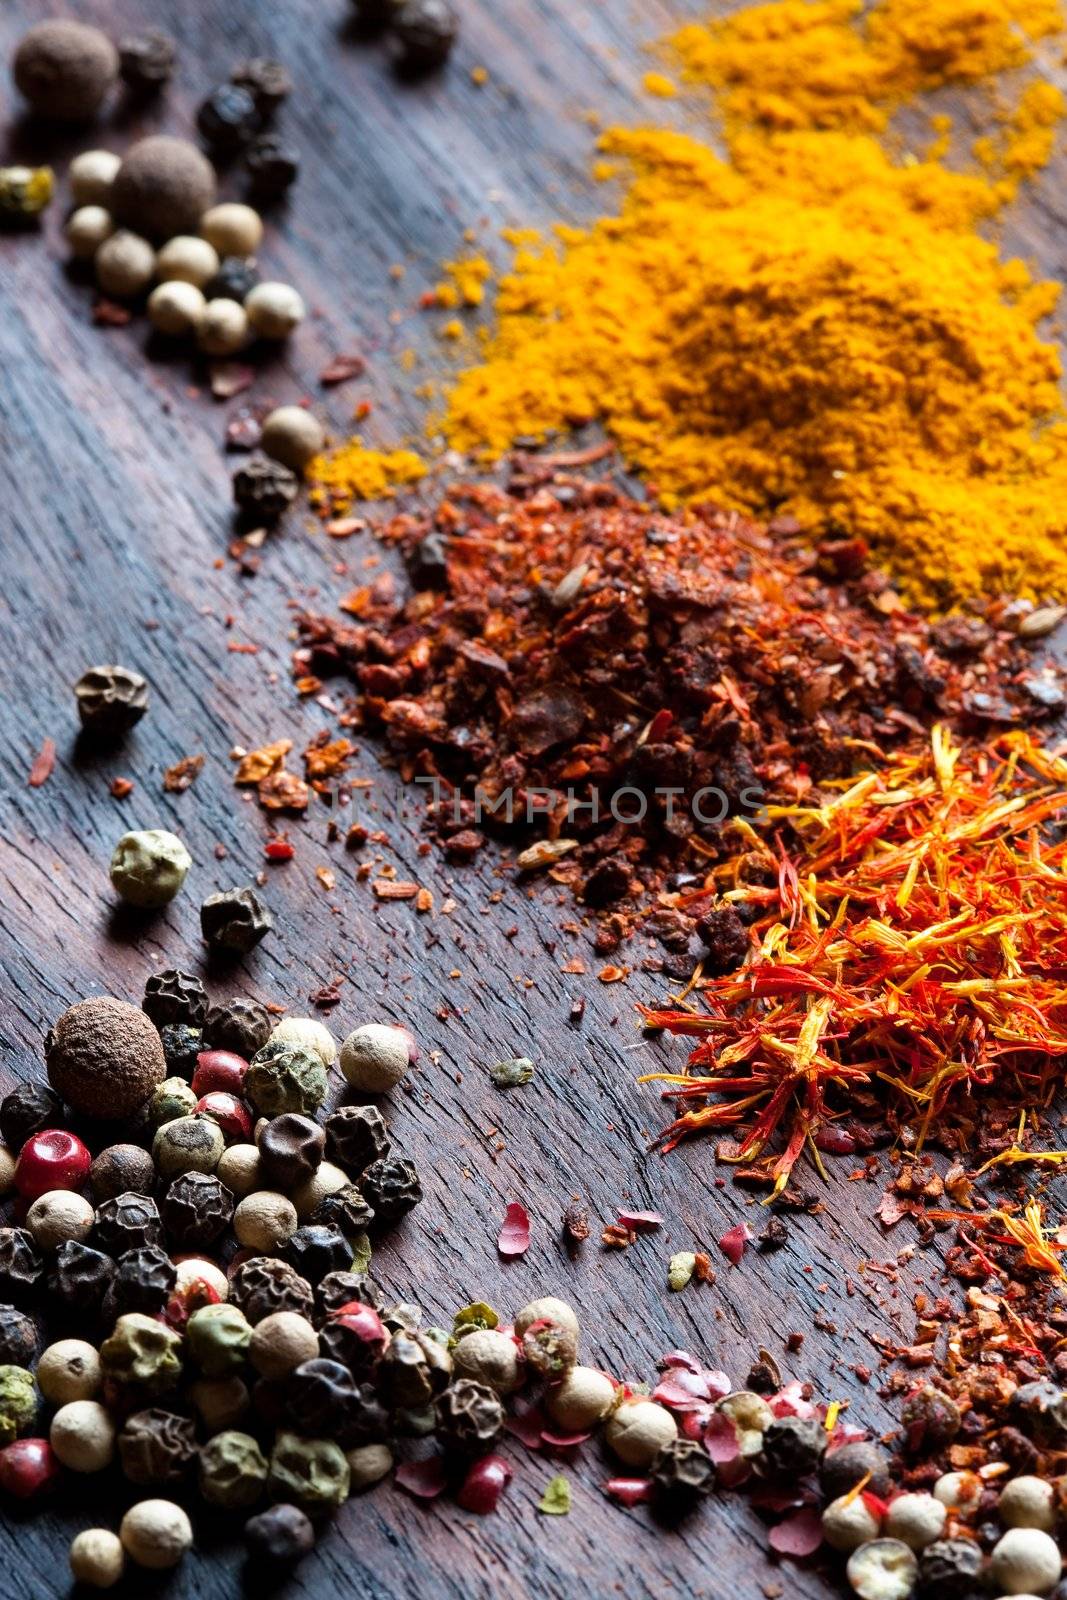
[110, 135, 217, 240]
[203, 997, 271, 1057]
[119, 1408, 197, 1486]
[12, 20, 118, 120]
[232, 455, 299, 521]
[324, 1104, 389, 1172]
[46, 996, 165, 1120]
[201, 887, 273, 954]
[90, 1144, 156, 1203]
[117, 31, 175, 94]
[259, 1115, 324, 1192]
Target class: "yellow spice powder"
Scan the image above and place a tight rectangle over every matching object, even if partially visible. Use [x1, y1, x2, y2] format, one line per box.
[308, 439, 427, 511]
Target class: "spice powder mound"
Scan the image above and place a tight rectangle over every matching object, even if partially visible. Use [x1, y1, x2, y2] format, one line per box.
[293, 468, 1063, 959]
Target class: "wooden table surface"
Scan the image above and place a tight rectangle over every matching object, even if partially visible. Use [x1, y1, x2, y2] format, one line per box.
[3, 1, 1064, 1596]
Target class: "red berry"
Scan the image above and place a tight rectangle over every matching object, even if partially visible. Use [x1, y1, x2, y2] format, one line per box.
[15, 1129, 91, 1200]
[195, 1091, 252, 1142]
[192, 1050, 248, 1096]
[456, 1454, 512, 1513]
[0, 1438, 60, 1498]
[330, 1301, 389, 1359]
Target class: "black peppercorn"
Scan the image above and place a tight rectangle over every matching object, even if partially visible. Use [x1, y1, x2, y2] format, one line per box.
[203, 996, 271, 1057]
[283, 1225, 350, 1287]
[245, 134, 299, 201]
[1009, 1378, 1067, 1447]
[48, 1240, 115, 1311]
[337, 1381, 391, 1448]
[379, 1330, 450, 1410]
[0, 1230, 44, 1301]
[229, 1256, 313, 1326]
[900, 1384, 962, 1452]
[118, 31, 175, 93]
[119, 1407, 198, 1486]
[0, 1306, 38, 1366]
[90, 1144, 156, 1203]
[315, 1269, 382, 1325]
[159, 1024, 203, 1080]
[759, 1415, 826, 1478]
[143, 968, 208, 1029]
[381, 1302, 421, 1335]
[324, 1104, 389, 1173]
[197, 84, 261, 152]
[820, 1439, 892, 1500]
[406, 531, 449, 588]
[231, 457, 299, 522]
[390, 0, 459, 70]
[73, 665, 149, 738]
[651, 1438, 716, 1500]
[111, 1245, 176, 1314]
[162, 1172, 235, 1249]
[311, 1185, 375, 1238]
[201, 885, 274, 952]
[917, 1538, 982, 1598]
[244, 1502, 315, 1566]
[434, 1379, 503, 1456]
[284, 1358, 357, 1437]
[0, 1082, 64, 1151]
[259, 1114, 324, 1192]
[94, 1192, 164, 1256]
[231, 58, 292, 117]
[360, 1156, 422, 1222]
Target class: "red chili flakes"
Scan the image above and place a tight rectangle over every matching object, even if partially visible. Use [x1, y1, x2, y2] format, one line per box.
[92, 298, 131, 326]
[416, 887, 434, 914]
[326, 517, 365, 540]
[310, 982, 343, 1010]
[497, 1201, 531, 1257]
[315, 866, 337, 892]
[294, 675, 323, 697]
[234, 739, 292, 785]
[257, 770, 310, 812]
[602, 1224, 635, 1249]
[372, 879, 420, 900]
[110, 777, 134, 799]
[264, 838, 295, 862]
[227, 641, 259, 655]
[304, 737, 354, 782]
[717, 1223, 750, 1267]
[163, 754, 204, 793]
[320, 353, 366, 386]
[597, 965, 628, 984]
[27, 738, 56, 788]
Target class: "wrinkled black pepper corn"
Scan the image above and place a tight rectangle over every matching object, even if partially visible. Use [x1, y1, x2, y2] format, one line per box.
[203, 996, 270, 1057]
[0, 1305, 38, 1366]
[143, 968, 208, 1029]
[90, 1144, 156, 1202]
[197, 84, 261, 151]
[759, 1415, 826, 1477]
[324, 1104, 389, 1172]
[337, 1381, 390, 1448]
[244, 1502, 315, 1566]
[95, 1193, 164, 1256]
[245, 134, 300, 200]
[48, 1240, 115, 1310]
[0, 1082, 63, 1150]
[359, 1156, 422, 1222]
[159, 1024, 204, 1080]
[163, 1172, 235, 1248]
[314, 1270, 382, 1324]
[73, 665, 149, 737]
[378, 1331, 443, 1409]
[283, 1358, 357, 1437]
[283, 1226, 350, 1286]
[0, 1230, 44, 1300]
[111, 1245, 177, 1315]
[201, 885, 274, 953]
[651, 1439, 716, 1500]
[229, 1257, 313, 1325]
[433, 1380, 503, 1456]
[917, 1538, 983, 1598]
[1009, 1379, 1067, 1446]
[390, 0, 459, 70]
[311, 1185, 374, 1238]
[231, 58, 292, 116]
[119, 1407, 198, 1485]
[819, 1439, 892, 1500]
[259, 1114, 324, 1191]
[118, 31, 176, 92]
[232, 456, 299, 521]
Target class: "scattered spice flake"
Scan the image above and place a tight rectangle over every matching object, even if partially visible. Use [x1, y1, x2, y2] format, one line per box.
[257, 771, 310, 812]
[768, 1507, 823, 1559]
[304, 737, 354, 781]
[497, 1200, 531, 1257]
[373, 879, 420, 900]
[562, 1201, 589, 1255]
[416, 886, 434, 914]
[92, 298, 131, 326]
[598, 965, 628, 984]
[717, 1224, 750, 1267]
[668, 1252, 696, 1291]
[110, 776, 134, 799]
[704, 1412, 742, 1465]
[516, 838, 579, 871]
[604, 1478, 653, 1507]
[602, 1224, 635, 1249]
[320, 353, 367, 386]
[163, 753, 204, 793]
[27, 738, 55, 788]
[227, 640, 259, 655]
[456, 1455, 512, 1514]
[310, 982, 343, 1010]
[326, 517, 364, 539]
[264, 838, 294, 862]
[538, 1475, 571, 1515]
[489, 1057, 535, 1089]
[540, 1428, 589, 1449]
[234, 739, 293, 785]
[209, 361, 255, 400]
[395, 1456, 448, 1500]
[225, 407, 263, 450]
[315, 866, 337, 893]
[506, 1404, 549, 1450]
[616, 1209, 663, 1231]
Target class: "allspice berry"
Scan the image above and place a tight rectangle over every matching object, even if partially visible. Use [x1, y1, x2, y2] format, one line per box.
[46, 996, 165, 1119]
[234, 1191, 298, 1252]
[110, 135, 216, 241]
[12, 21, 119, 121]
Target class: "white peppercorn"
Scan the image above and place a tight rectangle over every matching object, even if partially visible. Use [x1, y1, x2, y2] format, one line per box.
[845, 1538, 918, 1600]
[69, 1528, 124, 1589]
[95, 230, 155, 298]
[197, 297, 249, 355]
[338, 1023, 411, 1093]
[173, 1257, 229, 1301]
[346, 1442, 393, 1490]
[155, 234, 218, 287]
[147, 280, 205, 337]
[884, 1491, 946, 1551]
[234, 1191, 298, 1252]
[120, 1498, 193, 1569]
[822, 1492, 883, 1553]
[245, 281, 305, 338]
[190, 1376, 249, 1433]
[38, 1339, 101, 1404]
[998, 1476, 1057, 1532]
[514, 1296, 580, 1341]
[545, 1365, 615, 1431]
[69, 149, 121, 206]
[267, 1016, 337, 1068]
[291, 1160, 348, 1222]
[26, 1190, 95, 1250]
[933, 1469, 982, 1513]
[990, 1527, 1063, 1595]
[50, 1399, 115, 1472]
[604, 1397, 678, 1468]
[216, 1143, 262, 1197]
[200, 202, 263, 257]
[249, 1311, 319, 1379]
[65, 204, 114, 259]
[259, 408, 326, 474]
[451, 1328, 523, 1396]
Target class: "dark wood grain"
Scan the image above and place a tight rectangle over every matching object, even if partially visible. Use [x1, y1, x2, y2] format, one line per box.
[3, 2, 1061, 1597]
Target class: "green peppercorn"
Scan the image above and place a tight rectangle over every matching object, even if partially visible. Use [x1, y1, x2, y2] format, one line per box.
[109, 829, 191, 909]
[186, 1304, 252, 1377]
[246, 1043, 327, 1118]
[267, 1430, 349, 1513]
[149, 1077, 198, 1128]
[199, 1429, 268, 1508]
[100, 1313, 182, 1397]
[152, 1115, 225, 1181]
[0, 1365, 37, 1444]
[0, 165, 54, 219]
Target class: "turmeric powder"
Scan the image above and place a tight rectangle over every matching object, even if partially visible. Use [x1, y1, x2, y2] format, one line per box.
[308, 438, 426, 511]
[441, 0, 1067, 609]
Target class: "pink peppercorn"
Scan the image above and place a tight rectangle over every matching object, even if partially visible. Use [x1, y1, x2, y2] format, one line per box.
[456, 1454, 512, 1513]
[15, 1130, 91, 1201]
[0, 1438, 61, 1498]
[192, 1050, 248, 1097]
[195, 1092, 252, 1142]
